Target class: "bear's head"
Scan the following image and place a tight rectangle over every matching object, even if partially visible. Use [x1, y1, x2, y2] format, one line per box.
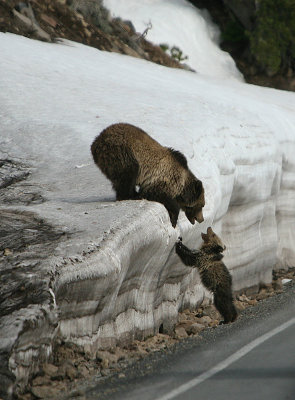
[178, 178, 205, 224]
[201, 227, 226, 252]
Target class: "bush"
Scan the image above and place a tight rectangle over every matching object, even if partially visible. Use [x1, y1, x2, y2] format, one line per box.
[160, 43, 188, 62]
[249, 0, 295, 75]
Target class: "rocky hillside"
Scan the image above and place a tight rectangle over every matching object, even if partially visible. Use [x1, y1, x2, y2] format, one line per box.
[0, 0, 187, 71]
[2, 0, 295, 91]
[189, 0, 295, 91]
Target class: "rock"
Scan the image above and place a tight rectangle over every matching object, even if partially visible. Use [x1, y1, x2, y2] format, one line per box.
[178, 313, 188, 323]
[201, 305, 219, 319]
[175, 326, 188, 338]
[247, 299, 258, 306]
[96, 350, 119, 365]
[84, 350, 96, 361]
[186, 323, 204, 335]
[238, 294, 250, 302]
[3, 248, 12, 256]
[209, 319, 220, 327]
[68, 389, 84, 397]
[101, 358, 109, 369]
[139, 346, 150, 355]
[40, 14, 58, 28]
[101, 369, 110, 377]
[144, 335, 165, 348]
[235, 302, 247, 311]
[178, 320, 194, 331]
[12, 9, 51, 42]
[256, 289, 269, 301]
[42, 363, 59, 378]
[31, 385, 61, 399]
[32, 376, 51, 387]
[264, 283, 274, 292]
[15, 2, 37, 23]
[119, 43, 142, 59]
[198, 316, 212, 326]
[58, 361, 78, 381]
[77, 364, 89, 379]
[84, 28, 92, 38]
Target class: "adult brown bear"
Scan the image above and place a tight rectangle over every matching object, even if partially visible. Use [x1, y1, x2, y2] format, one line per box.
[91, 123, 205, 227]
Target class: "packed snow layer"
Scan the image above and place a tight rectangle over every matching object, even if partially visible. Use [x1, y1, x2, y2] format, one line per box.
[0, 32, 295, 392]
[104, 0, 244, 81]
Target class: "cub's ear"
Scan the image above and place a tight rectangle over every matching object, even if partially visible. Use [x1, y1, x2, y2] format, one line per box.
[207, 227, 213, 234]
[201, 232, 208, 242]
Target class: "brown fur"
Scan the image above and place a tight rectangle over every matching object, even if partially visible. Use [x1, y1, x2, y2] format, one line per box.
[175, 227, 237, 323]
[91, 123, 205, 227]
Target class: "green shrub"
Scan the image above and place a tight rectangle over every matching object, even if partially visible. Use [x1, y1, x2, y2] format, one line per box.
[160, 43, 188, 62]
[249, 0, 295, 75]
[221, 20, 247, 44]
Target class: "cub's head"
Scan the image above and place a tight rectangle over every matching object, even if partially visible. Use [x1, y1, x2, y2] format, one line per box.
[201, 227, 226, 252]
[179, 178, 205, 225]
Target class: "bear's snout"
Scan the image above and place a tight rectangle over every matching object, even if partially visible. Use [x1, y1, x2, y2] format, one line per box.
[196, 211, 204, 223]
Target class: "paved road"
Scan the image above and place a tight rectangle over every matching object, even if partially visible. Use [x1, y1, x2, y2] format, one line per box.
[83, 281, 295, 400]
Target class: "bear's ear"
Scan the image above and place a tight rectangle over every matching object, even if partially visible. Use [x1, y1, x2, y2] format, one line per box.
[168, 148, 188, 168]
[194, 179, 203, 199]
[207, 227, 213, 234]
[201, 232, 208, 242]
[180, 178, 203, 204]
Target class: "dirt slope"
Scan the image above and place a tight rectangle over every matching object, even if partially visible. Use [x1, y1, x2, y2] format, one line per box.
[0, 0, 188, 71]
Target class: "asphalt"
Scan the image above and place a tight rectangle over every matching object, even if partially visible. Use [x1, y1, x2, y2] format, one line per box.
[79, 280, 295, 400]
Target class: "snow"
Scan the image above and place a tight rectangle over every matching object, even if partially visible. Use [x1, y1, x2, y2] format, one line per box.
[1, 0, 295, 390]
[104, 0, 244, 81]
[282, 279, 292, 285]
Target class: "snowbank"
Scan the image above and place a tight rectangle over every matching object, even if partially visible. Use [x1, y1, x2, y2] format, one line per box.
[0, 28, 294, 394]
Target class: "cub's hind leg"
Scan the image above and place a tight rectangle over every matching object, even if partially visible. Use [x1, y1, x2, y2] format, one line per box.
[214, 288, 237, 324]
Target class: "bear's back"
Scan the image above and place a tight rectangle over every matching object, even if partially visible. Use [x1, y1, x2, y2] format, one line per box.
[98, 123, 161, 150]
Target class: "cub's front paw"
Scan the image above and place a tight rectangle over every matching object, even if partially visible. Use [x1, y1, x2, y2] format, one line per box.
[175, 238, 184, 252]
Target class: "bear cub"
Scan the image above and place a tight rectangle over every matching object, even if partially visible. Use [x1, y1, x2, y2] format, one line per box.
[91, 123, 205, 227]
[175, 227, 237, 324]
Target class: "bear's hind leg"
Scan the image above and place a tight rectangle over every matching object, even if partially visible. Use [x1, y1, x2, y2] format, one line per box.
[214, 288, 237, 324]
[113, 166, 139, 201]
[114, 180, 134, 200]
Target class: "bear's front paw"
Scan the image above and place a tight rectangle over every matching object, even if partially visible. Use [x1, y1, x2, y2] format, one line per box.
[175, 239, 183, 252]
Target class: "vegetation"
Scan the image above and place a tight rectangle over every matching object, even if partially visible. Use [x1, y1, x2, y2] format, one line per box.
[189, 0, 295, 78]
[160, 43, 188, 62]
[249, 0, 295, 75]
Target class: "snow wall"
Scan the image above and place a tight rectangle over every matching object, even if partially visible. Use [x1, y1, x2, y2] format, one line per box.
[0, 32, 295, 396]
